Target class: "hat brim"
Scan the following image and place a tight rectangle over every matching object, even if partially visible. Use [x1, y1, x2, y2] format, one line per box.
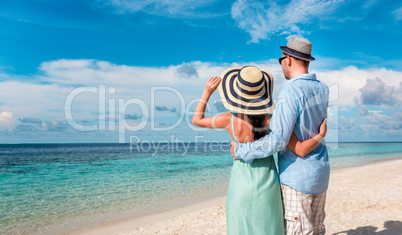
[280, 46, 315, 61]
[217, 67, 275, 115]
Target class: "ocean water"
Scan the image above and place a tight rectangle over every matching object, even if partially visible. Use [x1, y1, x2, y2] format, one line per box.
[1, 142, 402, 235]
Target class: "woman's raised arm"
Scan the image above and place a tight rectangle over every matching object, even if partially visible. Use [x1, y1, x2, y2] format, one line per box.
[192, 77, 229, 129]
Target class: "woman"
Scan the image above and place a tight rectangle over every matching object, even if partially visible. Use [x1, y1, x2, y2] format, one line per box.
[192, 66, 327, 235]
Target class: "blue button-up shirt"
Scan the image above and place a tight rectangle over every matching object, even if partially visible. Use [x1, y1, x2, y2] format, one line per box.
[235, 73, 330, 195]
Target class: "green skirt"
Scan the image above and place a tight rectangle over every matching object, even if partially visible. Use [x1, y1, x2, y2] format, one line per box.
[226, 156, 285, 235]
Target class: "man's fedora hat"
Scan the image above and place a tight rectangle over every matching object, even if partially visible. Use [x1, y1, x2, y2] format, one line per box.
[280, 36, 315, 61]
[218, 66, 275, 115]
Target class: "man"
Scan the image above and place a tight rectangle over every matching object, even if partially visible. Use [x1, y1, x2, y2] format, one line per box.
[231, 36, 330, 235]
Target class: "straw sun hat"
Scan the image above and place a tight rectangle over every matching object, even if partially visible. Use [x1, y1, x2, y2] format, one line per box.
[217, 66, 274, 115]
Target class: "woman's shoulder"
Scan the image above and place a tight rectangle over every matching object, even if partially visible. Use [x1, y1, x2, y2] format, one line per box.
[218, 112, 232, 118]
[264, 114, 272, 126]
[213, 112, 231, 128]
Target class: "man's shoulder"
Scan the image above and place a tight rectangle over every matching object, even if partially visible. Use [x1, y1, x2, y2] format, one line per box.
[315, 78, 329, 89]
[279, 79, 308, 98]
[293, 76, 329, 93]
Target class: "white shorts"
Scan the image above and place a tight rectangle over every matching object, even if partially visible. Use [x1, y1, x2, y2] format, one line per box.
[281, 184, 327, 235]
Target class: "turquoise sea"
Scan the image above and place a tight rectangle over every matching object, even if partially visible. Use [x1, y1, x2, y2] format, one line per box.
[1, 142, 402, 235]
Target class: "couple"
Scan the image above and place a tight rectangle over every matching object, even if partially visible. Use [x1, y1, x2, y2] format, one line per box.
[192, 37, 330, 235]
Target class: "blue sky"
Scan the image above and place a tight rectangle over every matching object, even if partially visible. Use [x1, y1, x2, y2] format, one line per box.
[0, 0, 401, 143]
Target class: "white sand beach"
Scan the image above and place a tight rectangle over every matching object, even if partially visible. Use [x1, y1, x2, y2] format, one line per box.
[72, 158, 402, 235]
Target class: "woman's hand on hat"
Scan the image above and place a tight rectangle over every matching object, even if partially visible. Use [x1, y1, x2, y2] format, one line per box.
[204, 76, 221, 95]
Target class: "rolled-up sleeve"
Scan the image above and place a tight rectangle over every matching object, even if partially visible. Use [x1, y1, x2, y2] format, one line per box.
[234, 88, 299, 164]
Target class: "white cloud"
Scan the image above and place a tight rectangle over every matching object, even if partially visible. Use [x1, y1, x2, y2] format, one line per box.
[364, 111, 402, 130]
[393, 6, 402, 22]
[0, 59, 284, 138]
[3, 59, 401, 120]
[39, 59, 197, 86]
[1, 58, 402, 142]
[339, 116, 363, 133]
[0, 111, 13, 126]
[314, 66, 402, 107]
[19, 117, 42, 123]
[0, 80, 72, 119]
[41, 121, 68, 132]
[103, 0, 220, 18]
[339, 111, 402, 140]
[231, 0, 344, 42]
[362, 0, 378, 9]
[175, 64, 199, 79]
[358, 77, 402, 106]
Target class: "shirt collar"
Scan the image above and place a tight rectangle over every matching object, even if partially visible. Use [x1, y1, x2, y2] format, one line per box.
[286, 73, 316, 84]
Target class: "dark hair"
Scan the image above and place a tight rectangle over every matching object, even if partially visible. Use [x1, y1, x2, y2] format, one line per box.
[246, 114, 268, 140]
